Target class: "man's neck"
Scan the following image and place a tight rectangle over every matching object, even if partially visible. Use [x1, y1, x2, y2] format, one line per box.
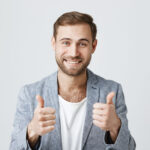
[58, 69, 87, 91]
[57, 69, 87, 102]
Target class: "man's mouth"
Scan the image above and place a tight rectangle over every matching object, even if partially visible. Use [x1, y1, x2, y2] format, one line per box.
[64, 59, 82, 65]
[64, 58, 82, 62]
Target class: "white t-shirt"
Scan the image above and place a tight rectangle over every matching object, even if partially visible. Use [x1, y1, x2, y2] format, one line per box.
[59, 95, 87, 150]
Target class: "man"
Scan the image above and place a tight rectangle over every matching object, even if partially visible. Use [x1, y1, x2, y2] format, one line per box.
[10, 11, 136, 150]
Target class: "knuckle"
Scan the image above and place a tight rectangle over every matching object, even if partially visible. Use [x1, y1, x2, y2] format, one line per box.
[50, 126, 55, 131]
[96, 110, 100, 114]
[49, 107, 55, 113]
[52, 120, 56, 124]
[93, 114, 98, 120]
[38, 115, 42, 121]
[52, 108, 56, 113]
[46, 126, 54, 133]
[53, 115, 56, 119]
[96, 115, 99, 120]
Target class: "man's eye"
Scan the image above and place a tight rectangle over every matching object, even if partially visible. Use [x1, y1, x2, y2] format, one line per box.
[79, 43, 87, 47]
[62, 41, 70, 46]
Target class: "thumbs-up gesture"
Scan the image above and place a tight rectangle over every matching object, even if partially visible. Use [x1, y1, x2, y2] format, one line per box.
[92, 92, 121, 142]
[27, 95, 56, 147]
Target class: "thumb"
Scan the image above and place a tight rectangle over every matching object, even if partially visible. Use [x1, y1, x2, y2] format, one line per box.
[36, 95, 44, 108]
[106, 92, 115, 104]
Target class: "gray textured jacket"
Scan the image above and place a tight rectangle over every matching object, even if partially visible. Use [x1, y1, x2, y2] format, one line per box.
[10, 69, 136, 150]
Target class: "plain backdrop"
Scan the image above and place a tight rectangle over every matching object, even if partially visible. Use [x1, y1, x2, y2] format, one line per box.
[0, 0, 150, 149]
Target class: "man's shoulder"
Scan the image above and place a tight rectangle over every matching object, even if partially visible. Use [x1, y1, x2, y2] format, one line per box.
[21, 71, 57, 95]
[88, 69, 120, 89]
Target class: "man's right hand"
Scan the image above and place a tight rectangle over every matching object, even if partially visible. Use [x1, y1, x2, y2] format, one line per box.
[27, 95, 56, 148]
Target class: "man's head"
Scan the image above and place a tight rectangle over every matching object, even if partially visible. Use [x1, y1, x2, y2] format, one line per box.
[51, 11, 98, 76]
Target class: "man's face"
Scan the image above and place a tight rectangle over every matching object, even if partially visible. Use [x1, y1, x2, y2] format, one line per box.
[52, 24, 97, 76]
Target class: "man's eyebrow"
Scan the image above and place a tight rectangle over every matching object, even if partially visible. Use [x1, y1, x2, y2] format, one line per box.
[79, 39, 90, 43]
[59, 38, 72, 41]
[59, 38, 90, 43]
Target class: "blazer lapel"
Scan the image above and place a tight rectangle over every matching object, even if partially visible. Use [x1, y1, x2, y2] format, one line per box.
[81, 69, 100, 149]
[46, 71, 62, 150]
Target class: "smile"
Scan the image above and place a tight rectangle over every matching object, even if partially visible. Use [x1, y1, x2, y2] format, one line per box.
[67, 61, 80, 64]
[64, 59, 82, 64]
[64, 59, 82, 66]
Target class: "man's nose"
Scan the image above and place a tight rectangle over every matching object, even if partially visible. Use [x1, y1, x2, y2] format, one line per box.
[69, 44, 79, 57]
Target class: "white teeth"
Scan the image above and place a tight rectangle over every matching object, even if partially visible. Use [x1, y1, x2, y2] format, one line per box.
[68, 61, 79, 64]
[65, 60, 80, 64]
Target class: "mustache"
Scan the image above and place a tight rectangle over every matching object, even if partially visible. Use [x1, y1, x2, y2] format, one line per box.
[63, 56, 82, 61]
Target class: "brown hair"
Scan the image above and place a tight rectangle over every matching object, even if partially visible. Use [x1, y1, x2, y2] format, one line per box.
[53, 11, 97, 42]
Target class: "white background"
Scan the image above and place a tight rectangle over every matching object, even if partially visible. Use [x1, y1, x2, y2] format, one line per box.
[0, 0, 150, 149]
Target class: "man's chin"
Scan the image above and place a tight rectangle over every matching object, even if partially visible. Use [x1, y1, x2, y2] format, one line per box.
[61, 68, 86, 76]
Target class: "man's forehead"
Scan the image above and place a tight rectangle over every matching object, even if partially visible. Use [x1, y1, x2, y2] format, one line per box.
[56, 24, 92, 41]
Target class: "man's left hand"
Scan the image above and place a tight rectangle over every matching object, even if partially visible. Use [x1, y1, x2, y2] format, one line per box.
[92, 92, 121, 142]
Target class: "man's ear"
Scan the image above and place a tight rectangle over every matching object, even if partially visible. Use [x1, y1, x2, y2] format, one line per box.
[91, 39, 97, 54]
[51, 36, 56, 51]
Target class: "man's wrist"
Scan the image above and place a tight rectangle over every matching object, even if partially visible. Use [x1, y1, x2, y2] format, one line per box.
[110, 118, 121, 142]
[27, 122, 39, 148]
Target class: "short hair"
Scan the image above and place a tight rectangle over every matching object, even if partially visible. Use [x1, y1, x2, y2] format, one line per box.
[53, 11, 97, 42]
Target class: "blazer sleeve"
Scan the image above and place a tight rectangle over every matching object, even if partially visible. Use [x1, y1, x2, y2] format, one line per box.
[9, 85, 41, 150]
[104, 84, 136, 150]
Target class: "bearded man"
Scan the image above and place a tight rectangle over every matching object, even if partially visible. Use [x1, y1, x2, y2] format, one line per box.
[10, 11, 136, 150]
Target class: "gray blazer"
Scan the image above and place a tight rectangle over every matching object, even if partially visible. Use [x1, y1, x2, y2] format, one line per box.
[10, 69, 136, 150]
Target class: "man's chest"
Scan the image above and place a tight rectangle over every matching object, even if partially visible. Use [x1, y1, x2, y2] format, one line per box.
[59, 89, 86, 102]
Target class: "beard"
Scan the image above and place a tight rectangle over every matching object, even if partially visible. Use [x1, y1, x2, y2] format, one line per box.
[55, 54, 91, 76]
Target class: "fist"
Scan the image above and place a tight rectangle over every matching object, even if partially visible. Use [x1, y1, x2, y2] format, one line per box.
[92, 92, 120, 132]
[27, 95, 56, 143]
